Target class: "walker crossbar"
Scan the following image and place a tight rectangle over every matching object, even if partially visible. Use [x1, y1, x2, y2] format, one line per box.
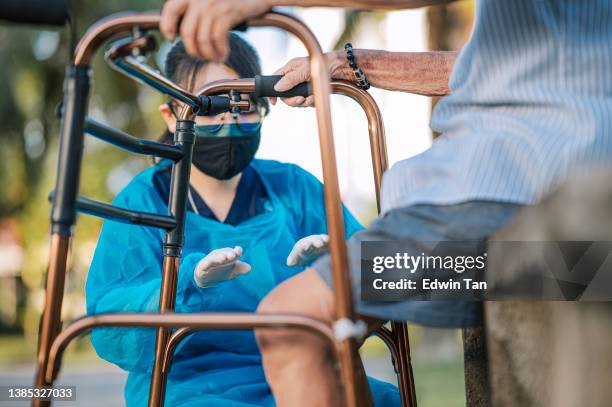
[107, 52, 252, 115]
[85, 117, 184, 160]
[107, 37, 202, 111]
[44, 312, 335, 383]
[72, 195, 177, 229]
[45, 192, 178, 230]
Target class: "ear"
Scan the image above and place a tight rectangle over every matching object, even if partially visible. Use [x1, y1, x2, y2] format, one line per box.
[159, 103, 176, 133]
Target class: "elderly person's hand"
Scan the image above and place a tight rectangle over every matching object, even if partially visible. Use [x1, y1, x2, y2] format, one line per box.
[270, 52, 351, 107]
[160, 0, 271, 61]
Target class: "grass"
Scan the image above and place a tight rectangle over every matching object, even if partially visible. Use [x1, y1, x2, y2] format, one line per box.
[361, 332, 466, 407]
[412, 358, 465, 407]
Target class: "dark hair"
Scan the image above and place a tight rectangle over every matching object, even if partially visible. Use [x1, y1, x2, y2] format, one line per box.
[160, 33, 269, 143]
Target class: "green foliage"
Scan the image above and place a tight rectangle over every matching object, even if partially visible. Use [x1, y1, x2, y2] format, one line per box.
[333, 10, 387, 51]
[0, 1, 167, 335]
[0, 0, 166, 213]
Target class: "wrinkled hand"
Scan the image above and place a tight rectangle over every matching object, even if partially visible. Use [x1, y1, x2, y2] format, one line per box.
[286, 234, 329, 266]
[160, 0, 271, 61]
[271, 52, 349, 108]
[194, 246, 251, 288]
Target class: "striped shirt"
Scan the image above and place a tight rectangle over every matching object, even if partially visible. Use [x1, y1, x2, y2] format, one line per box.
[382, 0, 612, 213]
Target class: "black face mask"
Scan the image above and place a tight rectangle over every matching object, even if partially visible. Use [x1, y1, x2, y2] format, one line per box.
[191, 123, 261, 180]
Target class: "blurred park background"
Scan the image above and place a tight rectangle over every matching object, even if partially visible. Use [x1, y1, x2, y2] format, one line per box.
[0, 1, 473, 406]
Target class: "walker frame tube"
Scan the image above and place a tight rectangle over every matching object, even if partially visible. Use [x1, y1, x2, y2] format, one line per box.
[34, 10, 363, 407]
[44, 313, 336, 382]
[34, 63, 91, 406]
[85, 117, 184, 160]
[148, 119, 195, 406]
[250, 15, 362, 405]
[105, 35, 201, 110]
[330, 82, 417, 407]
[48, 193, 178, 230]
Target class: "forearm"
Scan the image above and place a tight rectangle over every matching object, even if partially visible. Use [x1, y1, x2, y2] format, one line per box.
[329, 49, 457, 95]
[270, 0, 457, 9]
[90, 280, 161, 372]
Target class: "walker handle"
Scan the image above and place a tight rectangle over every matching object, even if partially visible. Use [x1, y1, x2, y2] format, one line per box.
[253, 75, 312, 98]
[0, 0, 68, 26]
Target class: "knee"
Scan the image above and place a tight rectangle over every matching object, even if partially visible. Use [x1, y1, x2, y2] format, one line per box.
[255, 288, 288, 353]
[255, 269, 335, 352]
[256, 286, 285, 315]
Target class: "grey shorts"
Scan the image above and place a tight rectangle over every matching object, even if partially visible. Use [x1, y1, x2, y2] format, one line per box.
[312, 200, 524, 328]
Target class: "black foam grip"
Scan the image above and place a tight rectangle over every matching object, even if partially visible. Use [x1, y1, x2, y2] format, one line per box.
[198, 95, 232, 116]
[254, 75, 311, 98]
[0, 0, 68, 26]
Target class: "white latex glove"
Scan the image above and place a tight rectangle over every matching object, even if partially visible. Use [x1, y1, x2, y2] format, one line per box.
[286, 234, 329, 267]
[194, 246, 251, 288]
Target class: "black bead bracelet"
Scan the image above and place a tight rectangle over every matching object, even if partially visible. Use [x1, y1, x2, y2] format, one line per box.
[344, 42, 370, 90]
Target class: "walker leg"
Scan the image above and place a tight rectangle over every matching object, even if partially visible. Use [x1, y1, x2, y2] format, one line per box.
[33, 235, 71, 407]
[148, 256, 179, 407]
[33, 64, 90, 407]
[147, 120, 194, 407]
[392, 322, 417, 407]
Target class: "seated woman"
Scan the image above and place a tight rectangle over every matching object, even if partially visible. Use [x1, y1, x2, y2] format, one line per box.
[85, 35, 400, 406]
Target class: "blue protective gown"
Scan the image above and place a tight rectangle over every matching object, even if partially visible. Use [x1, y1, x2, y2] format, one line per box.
[86, 159, 400, 406]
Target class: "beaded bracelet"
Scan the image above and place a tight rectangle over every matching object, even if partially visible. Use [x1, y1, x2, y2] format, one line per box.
[344, 42, 370, 90]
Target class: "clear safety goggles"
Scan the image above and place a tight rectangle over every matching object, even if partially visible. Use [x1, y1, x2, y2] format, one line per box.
[169, 100, 264, 135]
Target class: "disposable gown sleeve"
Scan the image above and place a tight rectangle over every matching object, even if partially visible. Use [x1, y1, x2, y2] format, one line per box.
[86, 203, 163, 372]
[86, 188, 209, 373]
[292, 165, 363, 238]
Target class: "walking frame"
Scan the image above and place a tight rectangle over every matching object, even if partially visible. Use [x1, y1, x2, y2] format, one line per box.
[33, 9, 451, 407]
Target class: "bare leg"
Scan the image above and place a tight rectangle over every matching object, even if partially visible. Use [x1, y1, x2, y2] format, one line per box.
[256, 268, 374, 407]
